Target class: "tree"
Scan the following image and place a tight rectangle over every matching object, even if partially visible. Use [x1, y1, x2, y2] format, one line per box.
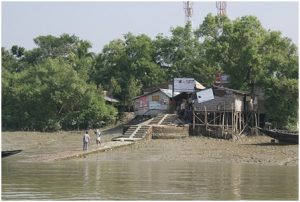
[93, 33, 166, 109]
[154, 22, 217, 85]
[11, 45, 25, 58]
[2, 47, 19, 72]
[2, 58, 117, 131]
[264, 78, 298, 128]
[195, 14, 298, 128]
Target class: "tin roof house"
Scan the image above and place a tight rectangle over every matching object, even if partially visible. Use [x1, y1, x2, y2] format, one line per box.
[133, 78, 206, 116]
[133, 88, 181, 116]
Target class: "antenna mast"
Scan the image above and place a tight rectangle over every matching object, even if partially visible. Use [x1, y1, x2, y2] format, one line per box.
[183, 1, 193, 26]
[216, 1, 227, 16]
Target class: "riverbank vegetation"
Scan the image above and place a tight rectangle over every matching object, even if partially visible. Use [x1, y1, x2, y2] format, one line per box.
[2, 14, 298, 131]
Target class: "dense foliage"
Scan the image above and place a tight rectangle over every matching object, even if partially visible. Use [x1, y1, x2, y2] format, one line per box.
[2, 35, 116, 131]
[195, 14, 298, 128]
[2, 14, 298, 131]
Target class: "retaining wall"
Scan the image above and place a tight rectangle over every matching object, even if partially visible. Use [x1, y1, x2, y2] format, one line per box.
[152, 125, 189, 139]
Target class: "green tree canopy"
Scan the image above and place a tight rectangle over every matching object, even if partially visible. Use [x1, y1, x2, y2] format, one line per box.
[195, 14, 298, 128]
[2, 14, 298, 130]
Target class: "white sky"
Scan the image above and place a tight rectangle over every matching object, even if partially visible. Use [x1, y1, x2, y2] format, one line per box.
[1, 1, 299, 53]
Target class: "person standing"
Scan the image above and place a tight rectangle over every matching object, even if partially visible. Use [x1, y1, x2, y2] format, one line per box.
[83, 130, 90, 151]
[95, 129, 101, 147]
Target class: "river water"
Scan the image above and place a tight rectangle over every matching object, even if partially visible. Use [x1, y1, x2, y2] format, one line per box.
[2, 156, 298, 200]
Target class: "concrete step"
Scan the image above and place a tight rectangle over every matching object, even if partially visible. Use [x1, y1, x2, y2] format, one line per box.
[160, 114, 178, 125]
[131, 125, 151, 139]
[149, 114, 164, 124]
[122, 125, 140, 138]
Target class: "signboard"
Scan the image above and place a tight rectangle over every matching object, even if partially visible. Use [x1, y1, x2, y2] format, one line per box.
[196, 88, 214, 103]
[174, 78, 195, 92]
[215, 73, 230, 84]
[149, 101, 161, 110]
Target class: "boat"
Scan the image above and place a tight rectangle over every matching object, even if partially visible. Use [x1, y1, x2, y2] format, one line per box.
[2, 150, 22, 158]
[257, 127, 298, 144]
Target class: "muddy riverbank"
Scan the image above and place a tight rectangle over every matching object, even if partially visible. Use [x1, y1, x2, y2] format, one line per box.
[2, 127, 298, 166]
[87, 135, 298, 166]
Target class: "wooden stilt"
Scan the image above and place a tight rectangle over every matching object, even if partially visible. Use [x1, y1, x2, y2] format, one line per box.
[239, 112, 242, 133]
[255, 112, 258, 127]
[204, 106, 208, 130]
[214, 112, 216, 125]
[258, 112, 260, 127]
[222, 111, 225, 134]
[193, 108, 195, 130]
[232, 105, 234, 134]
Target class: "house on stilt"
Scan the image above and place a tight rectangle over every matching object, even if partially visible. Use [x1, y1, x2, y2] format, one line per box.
[191, 85, 265, 139]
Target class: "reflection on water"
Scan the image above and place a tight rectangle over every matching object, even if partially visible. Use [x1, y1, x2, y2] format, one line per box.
[2, 158, 298, 200]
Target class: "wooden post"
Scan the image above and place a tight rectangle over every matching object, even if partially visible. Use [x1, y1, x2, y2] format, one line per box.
[223, 102, 225, 132]
[232, 104, 234, 134]
[241, 113, 244, 131]
[214, 112, 216, 125]
[255, 112, 258, 127]
[237, 113, 239, 132]
[221, 112, 225, 138]
[172, 77, 174, 97]
[235, 113, 237, 132]
[193, 108, 195, 130]
[204, 106, 208, 130]
[239, 112, 242, 133]
[258, 112, 260, 127]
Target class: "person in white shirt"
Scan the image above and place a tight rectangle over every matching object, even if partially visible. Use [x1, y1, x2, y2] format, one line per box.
[95, 129, 101, 147]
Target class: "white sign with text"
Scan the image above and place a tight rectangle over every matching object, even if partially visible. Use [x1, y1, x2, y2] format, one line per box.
[174, 78, 195, 92]
[196, 88, 214, 103]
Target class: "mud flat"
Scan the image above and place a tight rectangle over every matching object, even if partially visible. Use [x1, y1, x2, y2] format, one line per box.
[2, 128, 298, 166]
[99, 135, 298, 166]
[2, 126, 124, 162]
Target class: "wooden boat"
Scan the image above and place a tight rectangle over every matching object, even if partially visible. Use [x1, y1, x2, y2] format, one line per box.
[257, 127, 298, 144]
[2, 150, 22, 158]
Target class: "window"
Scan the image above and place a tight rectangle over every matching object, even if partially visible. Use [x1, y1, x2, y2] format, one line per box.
[152, 95, 159, 101]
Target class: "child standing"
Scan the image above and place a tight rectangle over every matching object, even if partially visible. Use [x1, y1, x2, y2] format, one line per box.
[95, 129, 101, 147]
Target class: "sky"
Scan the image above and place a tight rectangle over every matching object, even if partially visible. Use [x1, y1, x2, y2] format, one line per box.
[1, 1, 299, 53]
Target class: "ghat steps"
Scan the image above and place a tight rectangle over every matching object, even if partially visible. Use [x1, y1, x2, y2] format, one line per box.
[114, 114, 179, 142]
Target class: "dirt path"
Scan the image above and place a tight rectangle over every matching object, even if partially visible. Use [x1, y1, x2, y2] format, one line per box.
[2, 127, 123, 162]
[2, 128, 298, 166]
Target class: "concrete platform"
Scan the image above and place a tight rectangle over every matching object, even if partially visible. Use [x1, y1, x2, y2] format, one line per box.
[27, 141, 134, 162]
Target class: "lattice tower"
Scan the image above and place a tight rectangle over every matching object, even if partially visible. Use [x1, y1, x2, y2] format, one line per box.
[183, 1, 193, 25]
[216, 1, 227, 16]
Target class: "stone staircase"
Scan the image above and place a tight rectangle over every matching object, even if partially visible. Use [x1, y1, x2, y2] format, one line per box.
[123, 125, 139, 138]
[133, 125, 151, 138]
[113, 114, 181, 142]
[149, 114, 165, 125]
[113, 125, 151, 141]
[161, 114, 178, 125]
[149, 114, 179, 125]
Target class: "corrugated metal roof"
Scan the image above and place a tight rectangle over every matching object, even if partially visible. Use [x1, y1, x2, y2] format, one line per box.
[160, 88, 181, 98]
[133, 88, 181, 100]
[213, 85, 250, 95]
[104, 96, 119, 103]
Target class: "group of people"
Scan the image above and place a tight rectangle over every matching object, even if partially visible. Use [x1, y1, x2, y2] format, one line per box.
[82, 129, 102, 151]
